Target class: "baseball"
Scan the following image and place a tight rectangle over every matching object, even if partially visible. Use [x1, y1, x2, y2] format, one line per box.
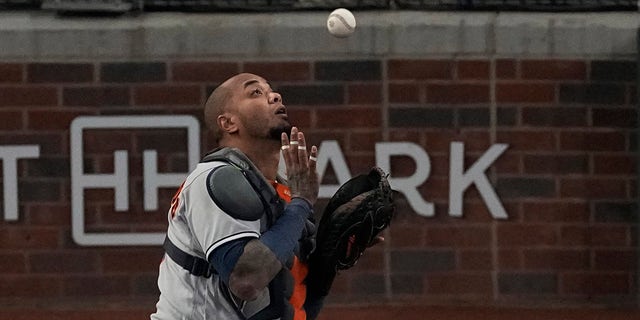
[327, 8, 356, 38]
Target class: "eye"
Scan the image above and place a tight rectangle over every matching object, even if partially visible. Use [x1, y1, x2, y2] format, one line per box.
[251, 88, 263, 96]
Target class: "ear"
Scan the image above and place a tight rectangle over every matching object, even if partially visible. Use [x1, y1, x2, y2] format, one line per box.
[217, 113, 239, 135]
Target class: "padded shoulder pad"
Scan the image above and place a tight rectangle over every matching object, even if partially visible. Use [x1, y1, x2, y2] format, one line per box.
[206, 164, 265, 221]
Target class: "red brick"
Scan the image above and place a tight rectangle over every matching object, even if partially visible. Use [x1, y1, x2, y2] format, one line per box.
[464, 201, 511, 222]
[389, 83, 420, 103]
[27, 204, 71, 226]
[427, 154, 449, 177]
[389, 129, 423, 145]
[493, 153, 521, 174]
[523, 154, 588, 174]
[63, 275, 131, 296]
[305, 131, 348, 154]
[83, 189, 115, 204]
[522, 201, 589, 223]
[0, 227, 60, 249]
[28, 63, 94, 83]
[423, 130, 491, 153]
[243, 62, 310, 81]
[389, 225, 425, 248]
[589, 226, 630, 246]
[457, 60, 490, 79]
[426, 84, 490, 104]
[81, 130, 134, 154]
[496, 130, 556, 152]
[137, 129, 189, 153]
[317, 306, 640, 320]
[0, 276, 61, 297]
[459, 250, 493, 270]
[279, 109, 309, 131]
[496, 59, 517, 79]
[316, 107, 381, 128]
[29, 252, 97, 274]
[522, 107, 588, 127]
[349, 131, 382, 152]
[134, 85, 201, 105]
[171, 61, 239, 82]
[27, 110, 89, 131]
[521, 60, 586, 80]
[417, 176, 448, 201]
[388, 59, 453, 80]
[561, 226, 633, 247]
[560, 131, 626, 152]
[497, 224, 557, 247]
[427, 273, 493, 294]
[560, 178, 627, 198]
[100, 205, 167, 227]
[425, 226, 492, 247]
[351, 250, 384, 271]
[593, 154, 635, 174]
[523, 249, 590, 269]
[344, 154, 376, 175]
[63, 86, 130, 107]
[0, 110, 23, 130]
[0, 133, 62, 155]
[0, 310, 154, 320]
[559, 226, 591, 246]
[496, 83, 555, 104]
[0, 86, 58, 106]
[0, 63, 23, 82]
[0, 253, 26, 273]
[498, 249, 522, 269]
[562, 273, 630, 295]
[348, 83, 382, 104]
[101, 249, 164, 273]
[594, 250, 635, 270]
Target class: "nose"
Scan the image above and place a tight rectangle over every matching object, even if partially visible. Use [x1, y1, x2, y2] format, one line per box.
[269, 92, 282, 104]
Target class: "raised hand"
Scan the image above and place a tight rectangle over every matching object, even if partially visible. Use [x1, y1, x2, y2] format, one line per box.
[280, 127, 319, 206]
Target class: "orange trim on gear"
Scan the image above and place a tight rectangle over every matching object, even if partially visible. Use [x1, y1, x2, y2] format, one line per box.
[290, 256, 309, 320]
[271, 181, 308, 320]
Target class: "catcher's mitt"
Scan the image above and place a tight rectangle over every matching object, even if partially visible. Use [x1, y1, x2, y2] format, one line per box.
[306, 166, 394, 298]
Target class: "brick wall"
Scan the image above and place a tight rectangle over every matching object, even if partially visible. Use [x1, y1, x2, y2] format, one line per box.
[0, 57, 638, 318]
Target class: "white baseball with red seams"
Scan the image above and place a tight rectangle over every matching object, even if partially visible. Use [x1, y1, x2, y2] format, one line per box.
[327, 8, 356, 38]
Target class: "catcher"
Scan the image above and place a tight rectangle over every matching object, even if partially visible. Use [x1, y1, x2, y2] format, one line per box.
[151, 72, 394, 320]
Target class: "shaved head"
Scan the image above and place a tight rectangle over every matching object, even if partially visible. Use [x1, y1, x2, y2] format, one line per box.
[204, 73, 265, 142]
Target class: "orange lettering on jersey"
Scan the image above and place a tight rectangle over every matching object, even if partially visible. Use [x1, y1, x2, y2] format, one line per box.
[169, 181, 185, 219]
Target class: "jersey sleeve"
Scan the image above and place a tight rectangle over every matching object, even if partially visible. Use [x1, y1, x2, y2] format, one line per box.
[184, 163, 262, 260]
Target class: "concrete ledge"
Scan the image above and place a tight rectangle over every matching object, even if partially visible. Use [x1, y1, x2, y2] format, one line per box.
[0, 11, 638, 60]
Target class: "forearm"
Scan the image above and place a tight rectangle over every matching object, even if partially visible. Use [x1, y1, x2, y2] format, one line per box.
[226, 198, 313, 300]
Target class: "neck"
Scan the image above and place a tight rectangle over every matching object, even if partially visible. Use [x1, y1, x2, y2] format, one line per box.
[219, 137, 280, 180]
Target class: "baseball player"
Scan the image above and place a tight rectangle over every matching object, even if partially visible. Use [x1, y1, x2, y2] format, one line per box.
[150, 73, 323, 320]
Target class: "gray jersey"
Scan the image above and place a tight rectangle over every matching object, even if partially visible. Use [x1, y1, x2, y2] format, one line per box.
[151, 160, 261, 320]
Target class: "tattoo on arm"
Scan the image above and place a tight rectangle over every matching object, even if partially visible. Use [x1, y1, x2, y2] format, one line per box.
[228, 239, 282, 301]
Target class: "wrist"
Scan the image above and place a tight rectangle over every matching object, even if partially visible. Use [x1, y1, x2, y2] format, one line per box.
[290, 197, 313, 212]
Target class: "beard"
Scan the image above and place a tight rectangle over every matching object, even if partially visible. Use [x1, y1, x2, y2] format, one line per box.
[268, 122, 292, 141]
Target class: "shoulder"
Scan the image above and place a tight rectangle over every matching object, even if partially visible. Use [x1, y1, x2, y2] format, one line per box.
[205, 162, 265, 221]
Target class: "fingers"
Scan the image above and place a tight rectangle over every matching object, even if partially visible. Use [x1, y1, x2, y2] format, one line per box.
[297, 131, 308, 168]
[281, 127, 318, 174]
[308, 145, 318, 172]
[281, 132, 292, 169]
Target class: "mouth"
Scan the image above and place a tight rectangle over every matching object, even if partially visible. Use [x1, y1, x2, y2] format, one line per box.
[275, 106, 288, 117]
